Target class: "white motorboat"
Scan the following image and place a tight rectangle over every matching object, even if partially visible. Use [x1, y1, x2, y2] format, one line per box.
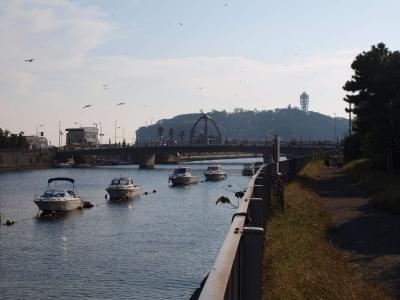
[34, 177, 84, 212]
[53, 162, 72, 168]
[106, 177, 141, 200]
[204, 165, 226, 181]
[242, 163, 255, 176]
[169, 168, 198, 186]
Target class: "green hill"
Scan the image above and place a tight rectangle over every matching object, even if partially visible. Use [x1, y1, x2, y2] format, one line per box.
[136, 108, 348, 144]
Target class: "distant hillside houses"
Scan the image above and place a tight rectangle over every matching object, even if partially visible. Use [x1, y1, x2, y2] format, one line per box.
[136, 108, 348, 144]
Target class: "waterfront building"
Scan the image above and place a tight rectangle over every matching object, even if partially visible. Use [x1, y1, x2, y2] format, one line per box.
[25, 135, 48, 151]
[66, 127, 98, 149]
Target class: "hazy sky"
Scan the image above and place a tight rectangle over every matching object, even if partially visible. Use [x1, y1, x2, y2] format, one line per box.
[1, 0, 400, 145]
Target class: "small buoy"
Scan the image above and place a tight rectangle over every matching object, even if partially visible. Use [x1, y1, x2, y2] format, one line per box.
[153, 190, 157, 193]
[201, 181, 204, 183]
[83, 201, 94, 208]
[144, 191, 148, 195]
[6, 219, 15, 226]
[228, 184, 232, 187]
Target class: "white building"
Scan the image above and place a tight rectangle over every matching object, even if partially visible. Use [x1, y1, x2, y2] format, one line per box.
[66, 127, 98, 148]
[25, 136, 48, 151]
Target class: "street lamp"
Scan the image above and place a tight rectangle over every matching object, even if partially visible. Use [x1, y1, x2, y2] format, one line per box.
[36, 124, 43, 136]
[118, 127, 125, 140]
[98, 122, 103, 144]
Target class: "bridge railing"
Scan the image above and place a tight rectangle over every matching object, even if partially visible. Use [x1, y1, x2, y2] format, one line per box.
[191, 154, 314, 300]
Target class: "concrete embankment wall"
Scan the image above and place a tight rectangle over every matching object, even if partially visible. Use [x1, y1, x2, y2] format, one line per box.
[0, 151, 53, 171]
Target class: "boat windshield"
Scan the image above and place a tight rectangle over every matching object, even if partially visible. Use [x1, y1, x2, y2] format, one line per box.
[207, 166, 220, 171]
[173, 168, 188, 174]
[111, 179, 130, 185]
[41, 190, 65, 198]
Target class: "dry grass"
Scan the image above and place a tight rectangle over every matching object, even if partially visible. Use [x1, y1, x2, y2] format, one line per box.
[262, 161, 391, 300]
[343, 159, 400, 213]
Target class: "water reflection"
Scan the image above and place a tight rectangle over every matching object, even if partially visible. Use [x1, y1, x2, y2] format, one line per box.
[0, 158, 258, 299]
[35, 208, 84, 223]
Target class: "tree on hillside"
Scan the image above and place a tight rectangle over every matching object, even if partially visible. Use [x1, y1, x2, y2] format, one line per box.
[178, 131, 185, 145]
[157, 126, 164, 143]
[343, 43, 400, 165]
[168, 128, 174, 144]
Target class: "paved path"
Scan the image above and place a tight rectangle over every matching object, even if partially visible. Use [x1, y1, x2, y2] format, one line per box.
[317, 168, 400, 298]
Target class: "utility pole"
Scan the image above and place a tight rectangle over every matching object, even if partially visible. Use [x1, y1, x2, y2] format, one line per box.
[99, 122, 103, 144]
[114, 120, 117, 144]
[58, 121, 61, 148]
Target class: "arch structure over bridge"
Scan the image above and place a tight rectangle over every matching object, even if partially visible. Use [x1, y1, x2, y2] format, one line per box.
[189, 114, 222, 145]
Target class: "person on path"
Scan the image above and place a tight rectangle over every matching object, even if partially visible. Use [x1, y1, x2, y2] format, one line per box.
[324, 154, 330, 169]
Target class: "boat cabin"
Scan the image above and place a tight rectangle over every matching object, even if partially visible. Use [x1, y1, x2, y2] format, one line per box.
[206, 165, 222, 171]
[173, 168, 191, 174]
[110, 178, 133, 186]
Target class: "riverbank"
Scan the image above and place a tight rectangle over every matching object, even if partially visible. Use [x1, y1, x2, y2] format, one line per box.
[0, 151, 52, 172]
[262, 160, 391, 299]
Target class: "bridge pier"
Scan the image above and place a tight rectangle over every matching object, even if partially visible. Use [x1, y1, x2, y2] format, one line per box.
[138, 153, 155, 169]
[156, 153, 179, 164]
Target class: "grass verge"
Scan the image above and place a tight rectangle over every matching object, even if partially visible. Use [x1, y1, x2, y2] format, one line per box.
[262, 160, 390, 300]
[343, 159, 400, 213]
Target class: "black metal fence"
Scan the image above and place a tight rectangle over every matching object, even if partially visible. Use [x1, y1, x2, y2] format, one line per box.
[191, 154, 314, 300]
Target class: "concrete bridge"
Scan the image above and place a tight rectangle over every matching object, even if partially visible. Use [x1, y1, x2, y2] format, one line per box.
[57, 142, 337, 168]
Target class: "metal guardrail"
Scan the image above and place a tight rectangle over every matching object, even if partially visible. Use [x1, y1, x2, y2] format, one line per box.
[192, 155, 314, 300]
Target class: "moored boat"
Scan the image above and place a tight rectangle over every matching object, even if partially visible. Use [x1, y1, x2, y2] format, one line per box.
[106, 177, 141, 200]
[242, 163, 255, 176]
[169, 168, 198, 186]
[204, 165, 226, 181]
[53, 162, 72, 168]
[34, 177, 84, 212]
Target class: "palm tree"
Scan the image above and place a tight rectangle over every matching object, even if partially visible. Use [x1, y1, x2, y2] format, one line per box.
[168, 128, 175, 144]
[157, 126, 164, 143]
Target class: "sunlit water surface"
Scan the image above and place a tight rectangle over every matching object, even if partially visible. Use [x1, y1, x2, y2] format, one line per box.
[0, 158, 260, 299]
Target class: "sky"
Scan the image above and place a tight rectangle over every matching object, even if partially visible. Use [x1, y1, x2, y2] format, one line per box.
[1, 0, 400, 145]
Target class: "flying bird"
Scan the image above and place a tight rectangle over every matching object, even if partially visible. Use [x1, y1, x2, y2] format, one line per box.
[25, 58, 35, 62]
[179, 22, 183, 26]
[83, 104, 93, 109]
[116, 102, 125, 106]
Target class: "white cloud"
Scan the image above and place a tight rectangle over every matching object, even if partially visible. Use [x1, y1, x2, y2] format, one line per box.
[0, 0, 356, 144]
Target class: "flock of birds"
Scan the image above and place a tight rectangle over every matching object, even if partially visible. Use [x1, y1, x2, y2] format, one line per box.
[22, 1, 307, 115]
[24, 59, 127, 109]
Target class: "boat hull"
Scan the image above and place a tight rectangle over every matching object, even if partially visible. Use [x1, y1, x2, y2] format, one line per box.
[169, 176, 198, 186]
[106, 186, 141, 200]
[34, 198, 84, 212]
[204, 172, 226, 181]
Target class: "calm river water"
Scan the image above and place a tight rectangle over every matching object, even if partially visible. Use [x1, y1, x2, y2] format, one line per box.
[0, 158, 259, 299]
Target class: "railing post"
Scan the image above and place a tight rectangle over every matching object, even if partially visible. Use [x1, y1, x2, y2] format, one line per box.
[240, 227, 264, 300]
[249, 197, 264, 228]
